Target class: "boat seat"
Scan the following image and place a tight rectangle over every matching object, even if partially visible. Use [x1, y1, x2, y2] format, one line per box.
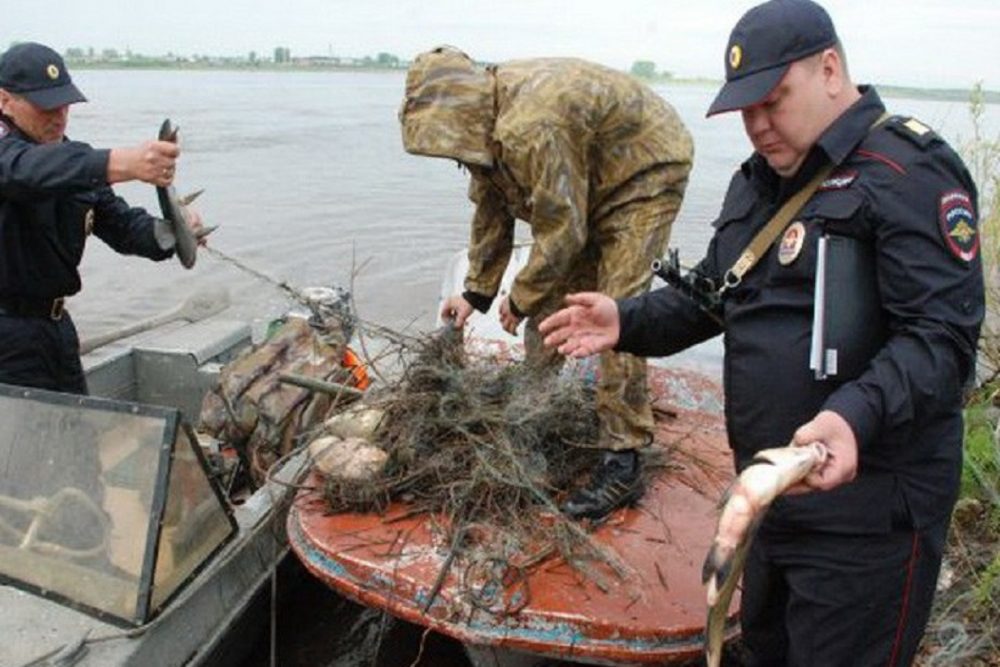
[82, 318, 251, 425]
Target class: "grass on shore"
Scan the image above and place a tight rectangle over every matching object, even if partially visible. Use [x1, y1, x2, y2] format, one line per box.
[919, 81, 1000, 666]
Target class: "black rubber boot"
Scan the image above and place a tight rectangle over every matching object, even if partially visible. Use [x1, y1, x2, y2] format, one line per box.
[561, 449, 643, 521]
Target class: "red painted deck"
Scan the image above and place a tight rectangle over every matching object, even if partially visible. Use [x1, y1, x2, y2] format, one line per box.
[288, 364, 739, 664]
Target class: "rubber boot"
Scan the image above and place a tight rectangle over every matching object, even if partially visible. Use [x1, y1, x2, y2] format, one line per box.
[561, 449, 643, 521]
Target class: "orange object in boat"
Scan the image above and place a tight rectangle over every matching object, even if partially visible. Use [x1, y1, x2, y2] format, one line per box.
[341, 347, 370, 390]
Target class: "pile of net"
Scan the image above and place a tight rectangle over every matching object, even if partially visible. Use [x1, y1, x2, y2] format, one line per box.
[307, 325, 669, 589]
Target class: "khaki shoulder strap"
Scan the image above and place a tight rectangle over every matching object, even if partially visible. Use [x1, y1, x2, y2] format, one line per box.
[718, 112, 891, 296]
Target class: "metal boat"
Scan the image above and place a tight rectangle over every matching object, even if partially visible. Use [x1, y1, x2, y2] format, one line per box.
[0, 305, 304, 667]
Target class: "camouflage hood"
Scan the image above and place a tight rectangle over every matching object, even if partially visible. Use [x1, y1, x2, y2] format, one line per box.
[399, 47, 495, 167]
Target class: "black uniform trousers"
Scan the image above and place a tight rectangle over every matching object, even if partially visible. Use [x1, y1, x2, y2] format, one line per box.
[0, 311, 88, 394]
[740, 513, 950, 667]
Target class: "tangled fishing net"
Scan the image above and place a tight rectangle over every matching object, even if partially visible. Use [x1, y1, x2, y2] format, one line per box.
[313, 325, 675, 598]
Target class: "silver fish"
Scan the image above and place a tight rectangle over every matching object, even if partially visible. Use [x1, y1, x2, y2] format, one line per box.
[156, 119, 198, 269]
[702, 442, 828, 667]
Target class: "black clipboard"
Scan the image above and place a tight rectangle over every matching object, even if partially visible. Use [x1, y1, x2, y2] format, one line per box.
[809, 235, 886, 380]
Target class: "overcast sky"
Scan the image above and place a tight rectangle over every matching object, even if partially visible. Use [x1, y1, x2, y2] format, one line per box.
[5, 0, 998, 91]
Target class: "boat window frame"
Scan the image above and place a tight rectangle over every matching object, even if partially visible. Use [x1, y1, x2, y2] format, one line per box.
[0, 382, 238, 626]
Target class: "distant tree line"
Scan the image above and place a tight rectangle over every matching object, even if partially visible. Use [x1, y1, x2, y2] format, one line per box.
[7, 41, 997, 103]
[18, 41, 411, 71]
[630, 60, 674, 81]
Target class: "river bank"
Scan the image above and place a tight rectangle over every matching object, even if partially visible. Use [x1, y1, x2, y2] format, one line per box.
[64, 60, 1000, 105]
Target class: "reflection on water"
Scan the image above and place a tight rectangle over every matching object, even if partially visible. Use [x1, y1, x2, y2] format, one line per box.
[66, 70, 997, 360]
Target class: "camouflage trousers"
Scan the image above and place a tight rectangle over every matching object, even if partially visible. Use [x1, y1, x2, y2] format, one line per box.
[523, 188, 682, 451]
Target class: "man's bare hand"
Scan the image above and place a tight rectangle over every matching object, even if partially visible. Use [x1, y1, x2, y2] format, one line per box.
[107, 140, 180, 187]
[182, 208, 208, 245]
[538, 292, 620, 358]
[440, 294, 474, 328]
[499, 296, 522, 335]
[787, 410, 858, 493]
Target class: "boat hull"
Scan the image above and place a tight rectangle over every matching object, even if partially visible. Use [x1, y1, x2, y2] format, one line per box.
[289, 364, 739, 665]
[0, 316, 298, 667]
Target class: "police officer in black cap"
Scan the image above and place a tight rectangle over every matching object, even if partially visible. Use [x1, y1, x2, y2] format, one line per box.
[0, 42, 203, 394]
[540, 0, 984, 664]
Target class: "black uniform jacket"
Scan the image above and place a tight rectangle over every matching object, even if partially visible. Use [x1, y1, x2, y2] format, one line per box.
[0, 114, 172, 302]
[617, 88, 984, 533]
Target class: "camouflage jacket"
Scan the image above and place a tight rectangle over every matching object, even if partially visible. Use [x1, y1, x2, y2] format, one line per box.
[400, 47, 693, 315]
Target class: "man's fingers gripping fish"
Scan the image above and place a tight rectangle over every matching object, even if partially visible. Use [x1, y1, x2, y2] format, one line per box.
[701, 442, 828, 667]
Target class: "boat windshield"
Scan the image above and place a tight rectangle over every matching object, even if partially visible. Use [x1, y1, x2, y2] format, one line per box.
[0, 383, 236, 625]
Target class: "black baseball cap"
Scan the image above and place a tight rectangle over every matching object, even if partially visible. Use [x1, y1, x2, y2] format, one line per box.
[0, 42, 86, 110]
[707, 0, 837, 116]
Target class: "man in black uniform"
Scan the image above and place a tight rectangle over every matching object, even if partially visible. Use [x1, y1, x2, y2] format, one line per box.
[539, 1, 984, 664]
[0, 42, 202, 394]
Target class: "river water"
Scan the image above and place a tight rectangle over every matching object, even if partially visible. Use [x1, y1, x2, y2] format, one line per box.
[65, 69, 998, 350]
[60, 70, 998, 666]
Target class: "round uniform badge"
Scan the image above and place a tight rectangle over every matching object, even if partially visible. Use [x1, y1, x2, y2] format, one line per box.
[729, 45, 743, 70]
[778, 221, 806, 266]
[46, 64, 60, 80]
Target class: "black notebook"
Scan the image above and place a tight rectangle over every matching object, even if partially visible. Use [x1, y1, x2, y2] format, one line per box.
[809, 235, 886, 380]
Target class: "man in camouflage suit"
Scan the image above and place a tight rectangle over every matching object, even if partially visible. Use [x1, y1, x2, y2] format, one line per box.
[399, 46, 693, 520]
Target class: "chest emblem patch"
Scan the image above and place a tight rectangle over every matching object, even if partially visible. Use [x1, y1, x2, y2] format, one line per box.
[819, 169, 858, 191]
[778, 221, 807, 266]
[938, 190, 978, 262]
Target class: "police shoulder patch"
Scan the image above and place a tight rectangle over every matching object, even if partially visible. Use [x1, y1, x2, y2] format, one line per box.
[939, 190, 978, 262]
[886, 116, 939, 149]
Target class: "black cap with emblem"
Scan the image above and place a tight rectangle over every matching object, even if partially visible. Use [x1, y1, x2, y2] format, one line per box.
[0, 42, 86, 110]
[707, 0, 837, 117]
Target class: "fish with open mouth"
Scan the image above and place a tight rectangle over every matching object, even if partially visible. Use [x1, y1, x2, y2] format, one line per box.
[156, 118, 200, 269]
[702, 442, 828, 667]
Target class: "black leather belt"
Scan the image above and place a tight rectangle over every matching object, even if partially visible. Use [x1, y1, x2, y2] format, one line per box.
[0, 296, 66, 320]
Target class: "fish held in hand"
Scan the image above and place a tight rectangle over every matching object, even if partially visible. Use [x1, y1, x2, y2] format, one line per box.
[702, 442, 828, 667]
[156, 118, 200, 269]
